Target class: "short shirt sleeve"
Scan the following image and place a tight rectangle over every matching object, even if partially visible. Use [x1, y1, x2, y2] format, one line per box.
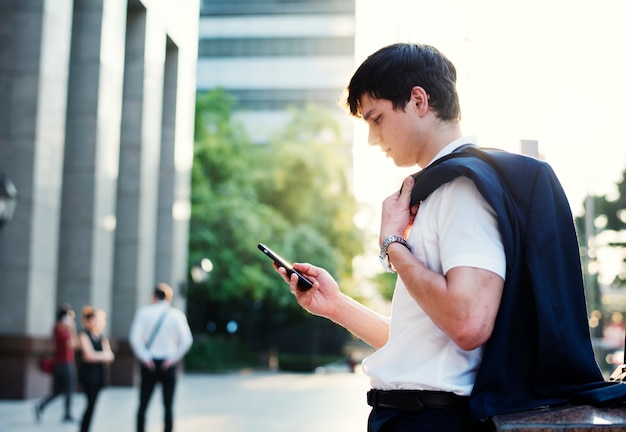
[412, 176, 506, 280]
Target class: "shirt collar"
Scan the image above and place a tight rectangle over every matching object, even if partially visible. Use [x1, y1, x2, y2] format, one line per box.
[427, 135, 477, 167]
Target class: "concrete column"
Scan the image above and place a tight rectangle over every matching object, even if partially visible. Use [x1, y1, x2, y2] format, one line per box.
[155, 38, 191, 312]
[0, 0, 73, 398]
[57, 0, 127, 318]
[112, 4, 165, 337]
[167, 5, 198, 313]
[155, 39, 179, 288]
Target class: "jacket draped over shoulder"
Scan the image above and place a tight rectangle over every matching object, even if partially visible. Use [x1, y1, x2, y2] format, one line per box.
[409, 146, 626, 420]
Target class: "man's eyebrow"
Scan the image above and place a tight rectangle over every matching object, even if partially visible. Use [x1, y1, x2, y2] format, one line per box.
[362, 109, 375, 121]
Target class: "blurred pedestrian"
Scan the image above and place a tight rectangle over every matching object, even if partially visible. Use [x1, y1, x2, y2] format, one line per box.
[129, 283, 193, 432]
[78, 305, 115, 432]
[35, 304, 78, 423]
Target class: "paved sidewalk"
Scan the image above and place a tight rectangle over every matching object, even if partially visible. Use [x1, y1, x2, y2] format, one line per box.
[0, 370, 371, 432]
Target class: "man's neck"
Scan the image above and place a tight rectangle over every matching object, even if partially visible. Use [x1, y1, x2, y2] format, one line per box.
[418, 121, 463, 168]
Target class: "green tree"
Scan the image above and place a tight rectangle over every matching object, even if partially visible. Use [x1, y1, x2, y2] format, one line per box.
[255, 104, 364, 281]
[575, 163, 626, 374]
[189, 90, 365, 325]
[576, 166, 626, 287]
[372, 272, 398, 302]
[593, 168, 626, 233]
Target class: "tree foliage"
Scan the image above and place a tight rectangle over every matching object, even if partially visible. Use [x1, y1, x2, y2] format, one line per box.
[576, 164, 626, 287]
[189, 89, 365, 312]
[594, 167, 626, 233]
[577, 166, 626, 240]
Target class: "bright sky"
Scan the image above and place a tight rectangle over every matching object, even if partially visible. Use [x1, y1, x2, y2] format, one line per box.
[352, 0, 626, 282]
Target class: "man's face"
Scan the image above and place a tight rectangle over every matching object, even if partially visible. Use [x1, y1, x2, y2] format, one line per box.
[359, 93, 420, 168]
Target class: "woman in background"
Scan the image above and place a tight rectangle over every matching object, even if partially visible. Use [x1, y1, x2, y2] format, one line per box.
[35, 304, 78, 423]
[78, 306, 115, 432]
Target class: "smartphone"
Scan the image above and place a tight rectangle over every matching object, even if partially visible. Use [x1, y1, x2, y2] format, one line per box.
[257, 243, 313, 290]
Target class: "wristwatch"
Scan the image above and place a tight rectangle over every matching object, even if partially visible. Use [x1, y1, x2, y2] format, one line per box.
[379, 235, 410, 273]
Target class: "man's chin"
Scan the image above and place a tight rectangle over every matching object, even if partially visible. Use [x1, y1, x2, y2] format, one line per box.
[392, 158, 413, 168]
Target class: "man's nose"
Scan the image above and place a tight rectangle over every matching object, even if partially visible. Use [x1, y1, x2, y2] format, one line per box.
[367, 128, 379, 147]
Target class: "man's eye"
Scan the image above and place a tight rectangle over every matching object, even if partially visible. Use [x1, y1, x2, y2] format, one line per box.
[373, 115, 382, 124]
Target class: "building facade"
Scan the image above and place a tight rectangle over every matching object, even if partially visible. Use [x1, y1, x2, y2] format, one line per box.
[197, 0, 356, 145]
[0, 0, 199, 399]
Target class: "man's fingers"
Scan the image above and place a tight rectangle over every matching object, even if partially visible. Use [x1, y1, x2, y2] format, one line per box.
[400, 176, 414, 198]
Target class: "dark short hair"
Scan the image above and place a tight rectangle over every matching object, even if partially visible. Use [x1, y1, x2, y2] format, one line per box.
[345, 43, 461, 121]
[56, 304, 73, 322]
[154, 283, 173, 301]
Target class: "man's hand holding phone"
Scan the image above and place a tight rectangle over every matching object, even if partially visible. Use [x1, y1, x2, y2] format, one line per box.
[257, 243, 345, 320]
[257, 243, 313, 290]
[278, 261, 342, 321]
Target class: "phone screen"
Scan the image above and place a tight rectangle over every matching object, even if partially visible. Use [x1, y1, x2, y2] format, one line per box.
[257, 243, 313, 290]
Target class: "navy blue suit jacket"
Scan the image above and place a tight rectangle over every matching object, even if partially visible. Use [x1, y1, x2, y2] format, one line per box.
[409, 146, 626, 420]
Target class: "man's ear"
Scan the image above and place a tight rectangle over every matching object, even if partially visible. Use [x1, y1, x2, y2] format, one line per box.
[411, 86, 429, 114]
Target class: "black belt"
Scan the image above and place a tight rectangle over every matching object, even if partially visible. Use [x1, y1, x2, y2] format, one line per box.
[367, 389, 469, 413]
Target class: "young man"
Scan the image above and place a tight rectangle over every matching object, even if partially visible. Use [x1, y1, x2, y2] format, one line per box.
[275, 43, 626, 431]
[129, 283, 193, 432]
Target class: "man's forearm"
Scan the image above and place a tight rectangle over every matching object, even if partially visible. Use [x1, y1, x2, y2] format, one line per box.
[330, 293, 390, 349]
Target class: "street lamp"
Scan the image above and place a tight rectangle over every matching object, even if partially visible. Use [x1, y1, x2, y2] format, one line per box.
[0, 174, 18, 230]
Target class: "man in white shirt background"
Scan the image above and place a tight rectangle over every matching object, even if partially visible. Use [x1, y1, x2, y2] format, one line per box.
[129, 283, 193, 432]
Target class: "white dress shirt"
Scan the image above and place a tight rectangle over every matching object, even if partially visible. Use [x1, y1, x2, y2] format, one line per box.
[129, 300, 193, 364]
[362, 137, 506, 395]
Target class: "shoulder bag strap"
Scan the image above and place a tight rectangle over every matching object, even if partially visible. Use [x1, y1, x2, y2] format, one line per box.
[145, 308, 169, 350]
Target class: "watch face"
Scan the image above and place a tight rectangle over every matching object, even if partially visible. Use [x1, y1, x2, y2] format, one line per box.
[379, 254, 395, 273]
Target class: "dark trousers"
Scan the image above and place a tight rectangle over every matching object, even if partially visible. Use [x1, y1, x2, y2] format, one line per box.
[368, 407, 493, 432]
[137, 360, 177, 432]
[80, 382, 103, 432]
[39, 362, 75, 419]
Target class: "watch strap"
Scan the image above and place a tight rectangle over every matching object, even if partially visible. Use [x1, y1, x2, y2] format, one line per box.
[379, 235, 410, 272]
